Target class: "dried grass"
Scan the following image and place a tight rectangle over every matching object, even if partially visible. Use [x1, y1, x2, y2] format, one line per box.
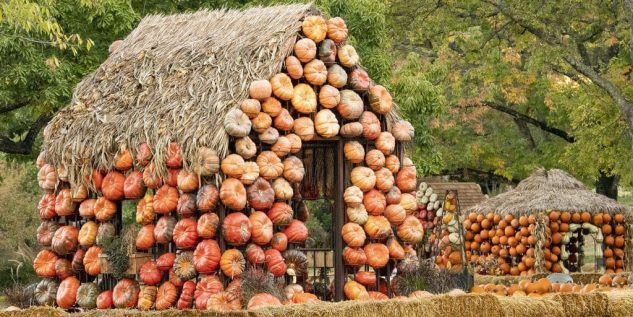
[605, 290, 633, 317]
[468, 168, 631, 218]
[497, 295, 564, 317]
[547, 292, 611, 317]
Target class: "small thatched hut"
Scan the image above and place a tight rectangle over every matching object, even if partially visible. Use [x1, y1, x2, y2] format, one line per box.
[32, 4, 420, 310]
[437, 168, 632, 277]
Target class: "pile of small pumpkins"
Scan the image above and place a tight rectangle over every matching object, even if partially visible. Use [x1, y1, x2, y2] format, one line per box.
[32, 13, 418, 311]
[471, 274, 630, 297]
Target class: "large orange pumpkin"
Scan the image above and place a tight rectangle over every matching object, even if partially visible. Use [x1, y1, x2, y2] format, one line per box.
[34, 249, 58, 278]
[142, 162, 162, 189]
[173, 218, 199, 249]
[315, 109, 340, 138]
[93, 197, 117, 222]
[264, 249, 287, 277]
[351, 166, 376, 192]
[37, 221, 59, 247]
[386, 237, 405, 260]
[194, 275, 224, 309]
[250, 211, 273, 245]
[375, 168, 395, 192]
[344, 280, 368, 300]
[271, 232, 288, 252]
[327, 17, 348, 43]
[392, 120, 415, 142]
[246, 243, 266, 264]
[343, 247, 367, 266]
[338, 90, 363, 119]
[363, 189, 386, 216]
[360, 111, 381, 140]
[294, 38, 317, 63]
[364, 243, 390, 268]
[319, 84, 340, 109]
[177, 193, 196, 217]
[224, 108, 252, 137]
[285, 56, 303, 80]
[166, 142, 183, 168]
[96, 290, 114, 309]
[368, 85, 393, 114]
[293, 117, 315, 141]
[398, 216, 424, 243]
[206, 291, 240, 311]
[396, 159, 417, 192]
[342, 222, 366, 247]
[197, 184, 219, 212]
[83, 246, 102, 276]
[102, 171, 125, 201]
[355, 271, 376, 286]
[274, 109, 294, 132]
[304, 59, 327, 85]
[154, 215, 177, 244]
[303, 15, 327, 42]
[247, 293, 282, 310]
[385, 155, 401, 173]
[124, 171, 146, 199]
[155, 281, 178, 310]
[177, 170, 199, 193]
[247, 177, 275, 211]
[257, 151, 284, 180]
[52, 225, 79, 255]
[136, 143, 152, 167]
[344, 141, 365, 164]
[283, 156, 305, 183]
[38, 164, 58, 191]
[197, 212, 220, 239]
[38, 193, 56, 220]
[267, 202, 293, 225]
[292, 83, 317, 114]
[364, 216, 392, 239]
[140, 260, 162, 286]
[177, 281, 196, 310]
[78, 221, 98, 247]
[270, 73, 294, 101]
[223, 212, 252, 246]
[385, 204, 406, 225]
[220, 178, 247, 211]
[113, 278, 140, 309]
[375, 132, 395, 155]
[154, 185, 179, 214]
[283, 220, 308, 243]
[55, 189, 76, 216]
[220, 249, 245, 278]
[56, 276, 80, 308]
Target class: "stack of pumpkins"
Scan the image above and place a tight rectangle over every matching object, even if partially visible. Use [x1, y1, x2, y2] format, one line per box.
[425, 190, 465, 271]
[414, 182, 442, 232]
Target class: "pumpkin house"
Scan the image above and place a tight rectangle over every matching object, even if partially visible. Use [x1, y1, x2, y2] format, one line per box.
[32, 4, 420, 310]
[436, 168, 632, 277]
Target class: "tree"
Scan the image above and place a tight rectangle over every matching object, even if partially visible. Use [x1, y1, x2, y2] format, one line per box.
[387, 0, 633, 197]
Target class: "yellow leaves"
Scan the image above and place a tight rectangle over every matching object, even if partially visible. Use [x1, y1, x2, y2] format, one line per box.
[544, 95, 555, 110]
[473, 123, 485, 135]
[503, 87, 527, 104]
[605, 36, 619, 47]
[502, 48, 521, 65]
[45, 56, 59, 69]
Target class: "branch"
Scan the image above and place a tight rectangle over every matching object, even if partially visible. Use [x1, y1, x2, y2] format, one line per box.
[0, 114, 51, 155]
[0, 101, 30, 114]
[513, 117, 537, 149]
[624, 0, 633, 66]
[476, 101, 576, 143]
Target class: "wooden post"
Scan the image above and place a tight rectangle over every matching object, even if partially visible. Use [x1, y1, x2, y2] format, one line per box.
[334, 139, 345, 301]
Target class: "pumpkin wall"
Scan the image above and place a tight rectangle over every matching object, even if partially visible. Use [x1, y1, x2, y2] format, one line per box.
[33, 13, 421, 310]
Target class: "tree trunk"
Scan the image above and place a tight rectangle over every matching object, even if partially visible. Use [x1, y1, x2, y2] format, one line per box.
[595, 171, 619, 200]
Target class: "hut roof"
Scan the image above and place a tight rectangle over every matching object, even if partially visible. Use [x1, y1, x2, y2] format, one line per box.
[466, 168, 631, 217]
[423, 182, 486, 211]
[41, 4, 317, 185]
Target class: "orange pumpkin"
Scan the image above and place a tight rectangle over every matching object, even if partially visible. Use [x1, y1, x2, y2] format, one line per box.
[315, 109, 340, 138]
[338, 44, 359, 67]
[136, 192, 154, 225]
[193, 239, 221, 274]
[143, 162, 162, 189]
[398, 216, 424, 243]
[271, 137, 292, 158]
[374, 168, 394, 193]
[349, 67, 371, 92]
[206, 291, 240, 311]
[72, 249, 85, 272]
[176, 193, 196, 217]
[38, 164, 58, 191]
[240, 162, 259, 185]
[327, 17, 348, 43]
[220, 249, 245, 278]
[364, 243, 389, 268]
[385, 187, 402, 205]
[283, 156, 305, 183]
[286, 133, 302, 154]
[247, 177, 275, 210]
[78, 221, 98, 247]
[34, 249, 58, 278]
[293, 117, 315, 141]
[52, 225, 79, 255]
[56, 276, 80, 308]
[303, 15, 327, 42]
[124, 171, 146, 199]
[340, 122, 364, 138]
[155, 281, 177, 310]
[364, 215, 392, 239]
[392, 120, 415, 142]
[177, 281, 196, 310]
[292, 292, 319, 304]
[176, 170, 198, 193]
[252, 112, 272, 134]
[386, 237, 405, 260]
[283, 219, 309, 243]
[97, 290, 114, 309]
[385, 155, 400, 173]
[71, 184, 88, 202]
[344, 141, 365, 164]
[83, 246, 102, 276]
[396, 159, 417, 192]
[240, 99, 261, 119]
[366, 149, 385, 171]
[136, 143, 152, 167]
[294, 38, 317, 63]
[270, 73, 294, 101]
[292, 83, 317, 114]
[37, 221, 59, 247]
[223, 212, 252, 245]
[342, 222, 366, 247]
[113, 278, 140, 309]
[399, 193, 417, 215]
[261, 97, 282, 117]
[264, 249, 287, 277]
[285, 56, 303, 79]
[337, 90, 364, 120]
[385, 204, 406, 225]
[220, 178, 247, 211]
[363, 189, 386, 216]
[344, 280, 368, 300]
[248, 293, 282, 310]
[327, 64, 347, 88]
[343, 247, 367, 266]
[258, 126, 280, 145]
[368, 85, 393, 114]
[273, 109, 294, 132]
[344, 186, 364, 208]
[197, 212, 220, 239]
[221, 154, 245, 179]
[114, 147, 133, 171]
[173, 218, 199, 249]
[165, 142, 183, 168]
[268, 202, 293, 225]
[375, 132, 395, 155]
[235, 137, 257, 160]
[250, 211, 273, 245]
[272, 178, 293, 200]
[224, 108, 252, 137]
[101, 171, 125, 201]
[38, 193, 56, 220]
[360, 111, 381, 140]
[197, 184, 219, 212]
[257, 151, 284, 180]
[55, 189, 76, 216]
[136, 224, 156, 250]
[154, 185, 179, 214]
[249, 79, 272, 100]
[351, 166, 376, 192]
[246, 243, 266, 264]
[355, 271, 376, 286]
[154, 215, 177, 244]
[137, 286, 157, 311]
[319, 85, 340, 109]
[271, 232, 288, 252]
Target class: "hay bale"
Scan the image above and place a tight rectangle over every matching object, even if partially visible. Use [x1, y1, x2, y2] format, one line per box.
[429, 294, 504, 317]
[497, 295, 565, 317]
[549, 292, 611, 317]
[474, 274, 521, 286]
[1, 306, 66, 317]
[605, 290, 633, 317]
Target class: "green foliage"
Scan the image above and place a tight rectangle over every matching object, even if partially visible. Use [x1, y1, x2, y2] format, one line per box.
[304, 199, 332, 248]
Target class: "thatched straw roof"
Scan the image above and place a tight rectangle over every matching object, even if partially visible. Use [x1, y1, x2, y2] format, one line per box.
[467, 168, 631, 217]
[41, 4, 317, 186]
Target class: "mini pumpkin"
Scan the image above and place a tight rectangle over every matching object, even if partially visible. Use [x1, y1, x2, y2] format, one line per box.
[272, 136, 292, 157]
[344, 186, 364, 208]
[177, 169, 199, 193]
[348, 67, 371, 91]
[196, 213, 219, 239]
[223, 212, 252, 246]
[177, 193, 196, 217]
[351, 166, 376, 192]
[219, 178, 247, 211]
[399, 193, 417, 215]
[285, 56, 303, 79]
[375, 168, 395, 192]
[364, 215, 392, 239]
[342, 222, 366, 247]
[337, 90, 364, 120]
[34, 249, 58, 278]
[38, 164, 58, 191]
[392, 120, 415, 142]
[270, 73, 294, 101]
[240, 162, 260, 185]
[155, 281, 178, 310]
[55, 189, 76, 216]
[385, 155, 401, 173]
[385, 204, 406, 225]
[224, 108, 252, 137]
[252, 111, 272, 133]
[222, 154, 245, 179]
[273, 109, 294, 132]
[267, 202, 293, 225]
[398, 216, 424, 243]
[177, 281, 196, 310]
[262, 97, 282, 117]
[319, 39, 337, 64]
[259, 127, 280, 145]
[114, 147, 133, 171]
[197, 184, 219, 212]
[360, 111, 381, 140]
[220, 249, 245, 278]
[83, 246, 102, 276]
[283, 156, 305, 183]
[343, 247, 367, 266]
[136, 225, 156, 250]
[304, 59, 327, 85]
[327, 17, 348, 43]
[368, 85, 393, 114]
[154, 185, 179, 214]
[364, 243, 389, 268]
[340, 122, 364, 138]
[363, 189, 387, 216]
[344, 141, 365, 163]
[136, 143, 152, 166]
[52, 225, 79, 255]
[37, 221, 59, 247]
[123, 171, 146, 199]
[57, 276, 80, 308]
[283, 219, 308, 243]
[327, 64, 347, 88]
[286, 133, 302, 154]
[264, 249, 287, 277]
[272, 178, 293, 200]
[257, 151, 284, 180]
[154, 215, 177, 244]
[338, 45, 359, 67]
[292, 83, 317, 114]
[303, 15, 327, 42]
[315, 109, 340, 138]
[71, 184, 88, 202]
[387, 237, 405, 260]
[249, 80, 272, 100]
[396, 159, 417, 192]
[79, 221, 98, 247]
[293, 117, 315, 141]
[271, 232, 288, 252]
[246, 243, 266, 264]
[193, 240, 220, 274]
[318, 85, 341, 109]
[143, 162, 162, 189]
[248, 177, 275, 210]
[173, 218, 199, 249]
[294, 38, 317, 63]
[166, 142, 183, 168]
[240, 99, 261, 119]
[235, 136, 257, 160]
[38, 193, 56, 220]
[375, 132, 395, 155]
